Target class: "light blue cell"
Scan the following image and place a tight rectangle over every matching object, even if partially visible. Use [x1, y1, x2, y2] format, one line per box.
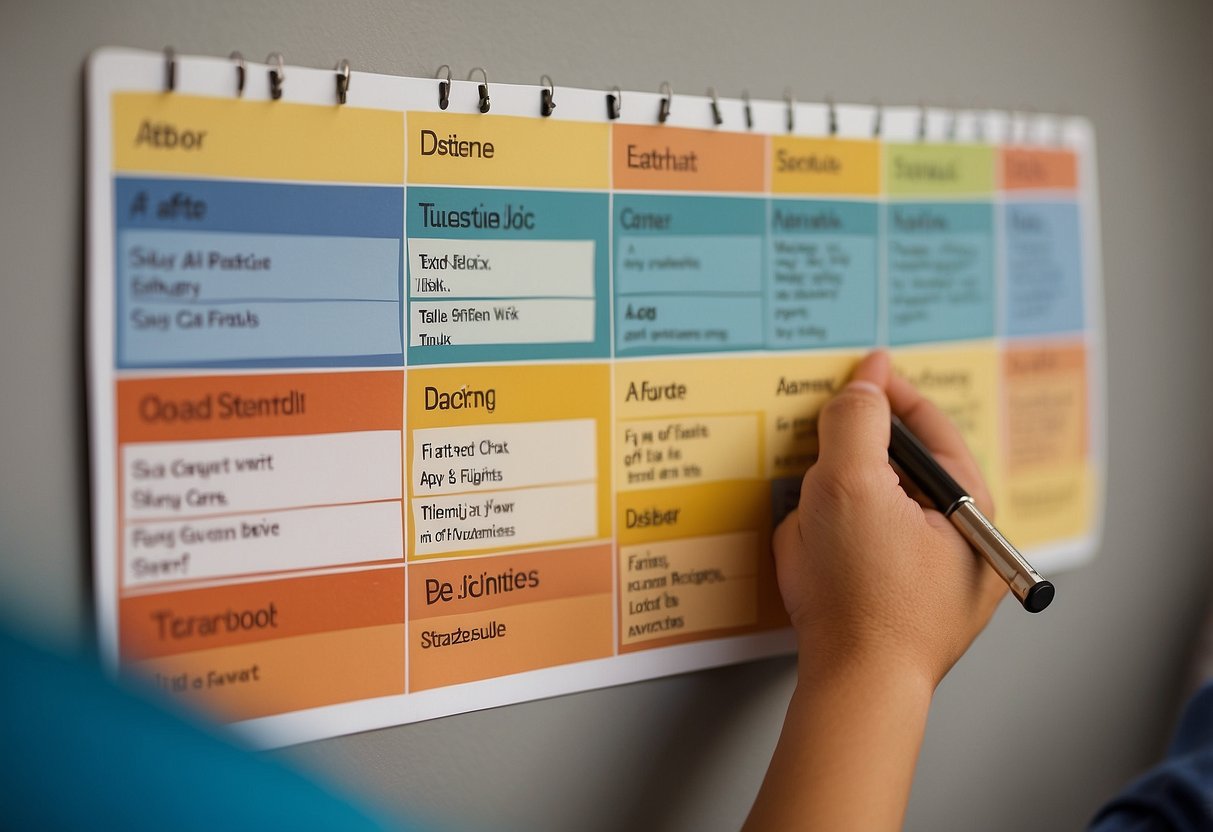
[115, 178, 404, 237]
[118, 301, 402, 367]
[615, 235, 763, 295]
[886, 202, 994, 345]
[1003, 201, 1084, 336]
[113, 177, 404, 368]
[615, 295, 764, 355]
[767, 200, 878, 348]
[118, 230, 399, 302]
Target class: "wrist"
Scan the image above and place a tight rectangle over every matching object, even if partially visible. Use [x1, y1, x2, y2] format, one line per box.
[754, 641, 934, 832]
[796, 637, 939, 703]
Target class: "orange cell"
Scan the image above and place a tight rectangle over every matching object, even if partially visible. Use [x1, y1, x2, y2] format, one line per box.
[612, 125, 764, 192]
[117, 371, 403, 443]
[409, 594, 613, 691]
[1001, 148, 1078, 191]
[409, 544, 612, 621]
[618, 572, 786, 654]
[1003, 343, 1088, 473]
[120, 567, 404, 660]
[130, 624, 405, 722]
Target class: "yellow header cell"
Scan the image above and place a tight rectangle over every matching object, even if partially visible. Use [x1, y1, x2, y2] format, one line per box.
[408, 363, 609, 430]
[770, 138, 881, 195]
[408, 112, 608, 189]
[616, 357, 773, 419]
[885, 143, 995, 196]
[112, 92, 403, 183]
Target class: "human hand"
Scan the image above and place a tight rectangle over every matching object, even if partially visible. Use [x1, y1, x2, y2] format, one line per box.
[772, 350, 1006, 691]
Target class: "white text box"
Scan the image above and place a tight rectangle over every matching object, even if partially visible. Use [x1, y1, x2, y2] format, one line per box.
[408, 238, 595, 298]
[124, 501, 403, 587]
[412, 482, 598, 556]
[412, 419, 596, 495]
[123, 431, 402, 520]
[410, 299, 595, 346]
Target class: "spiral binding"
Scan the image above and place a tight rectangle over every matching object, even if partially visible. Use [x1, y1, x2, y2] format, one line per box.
[657, 82, 672, 124]
[230, 52, 246, 97]
[468, 68, 490, 113]
[154, 47, 1069, 144]
[707, 87, 722, 126]
[335, 59, 351, 105]
[435, 64, 451, 110]
[266, 52, 285, 100]
[539, 75, 556, 117]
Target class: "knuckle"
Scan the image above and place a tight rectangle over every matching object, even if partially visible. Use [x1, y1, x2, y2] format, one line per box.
[808, 463, 881, 507]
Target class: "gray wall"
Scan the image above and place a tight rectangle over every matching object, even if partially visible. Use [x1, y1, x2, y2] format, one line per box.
[3, 1, 1212, 829]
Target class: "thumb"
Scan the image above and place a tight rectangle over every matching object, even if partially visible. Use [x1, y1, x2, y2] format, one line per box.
[815, 352, 892, 473]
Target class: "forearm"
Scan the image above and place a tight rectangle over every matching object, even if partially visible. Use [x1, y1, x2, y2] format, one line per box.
[744, 658, 934, 831]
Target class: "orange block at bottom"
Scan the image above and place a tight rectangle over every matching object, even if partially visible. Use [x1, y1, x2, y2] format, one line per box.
[409, 594, 613, 692]
[129, 624, 405, 722]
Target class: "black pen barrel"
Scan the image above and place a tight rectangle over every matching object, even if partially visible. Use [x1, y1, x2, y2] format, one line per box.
[888, 416, 968, 515]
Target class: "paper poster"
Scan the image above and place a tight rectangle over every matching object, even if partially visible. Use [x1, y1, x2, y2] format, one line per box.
[87, 48, 1104, 747]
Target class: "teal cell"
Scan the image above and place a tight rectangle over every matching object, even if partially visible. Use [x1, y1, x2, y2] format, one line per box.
[886, 202, 995, 344]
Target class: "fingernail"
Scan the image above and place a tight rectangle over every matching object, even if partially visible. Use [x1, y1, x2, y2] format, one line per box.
[845, 380, 884, 397]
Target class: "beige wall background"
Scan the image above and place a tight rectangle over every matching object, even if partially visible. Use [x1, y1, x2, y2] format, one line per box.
[2, 1, 1212, 828]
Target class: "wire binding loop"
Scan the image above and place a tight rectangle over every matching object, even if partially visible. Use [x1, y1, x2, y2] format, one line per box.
[436, 64, 451, 110]
[230, 51, 246, 97]
[871, 98, 883, 138]
[741, 90, 753, 130]
[606, 86, 621, 120]
[917, 101, 928, 141]
[267, 52, 285, 101]
[826, 95, 838, 136]
[707, 87, 723, 126]
[658, 82, 672, 124]
[468, 67, 490, 113]
[784, 88, 795, 133]
[540, 74, 556, 117]
[164, 47, 176, 92]
[335, 59, 351, 105]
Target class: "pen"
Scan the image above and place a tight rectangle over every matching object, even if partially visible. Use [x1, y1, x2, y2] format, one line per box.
[888, 415, 1055, 613]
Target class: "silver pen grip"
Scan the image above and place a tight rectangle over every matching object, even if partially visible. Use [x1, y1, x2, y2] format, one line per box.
[948, 499, 1055, 613]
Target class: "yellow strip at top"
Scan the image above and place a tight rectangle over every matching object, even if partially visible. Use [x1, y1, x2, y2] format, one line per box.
[408, 112, 609, 189]
[112, 92, 404, 183]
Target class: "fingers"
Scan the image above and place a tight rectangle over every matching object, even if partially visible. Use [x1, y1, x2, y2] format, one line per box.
[815, 352, 893, 473]
[849, 349, 891, 389]
[887, 372, 993, 513]
[885, 374, 971, 464]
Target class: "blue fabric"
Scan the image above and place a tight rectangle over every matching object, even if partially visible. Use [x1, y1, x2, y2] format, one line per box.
[0, 627, 412, 831]
[1090, 683, 1213, 831]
